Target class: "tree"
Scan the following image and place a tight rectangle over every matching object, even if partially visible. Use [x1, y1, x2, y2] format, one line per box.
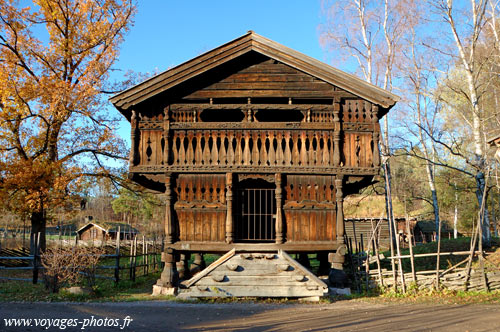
[0, 0, 136, 251]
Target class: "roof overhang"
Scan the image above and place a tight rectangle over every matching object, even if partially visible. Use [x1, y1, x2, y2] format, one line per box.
[110, 31, 400, 119]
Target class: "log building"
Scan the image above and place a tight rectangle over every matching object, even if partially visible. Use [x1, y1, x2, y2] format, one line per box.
[111, 32, 399, 297]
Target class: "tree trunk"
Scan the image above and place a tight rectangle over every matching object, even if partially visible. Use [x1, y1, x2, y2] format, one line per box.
[30, 211, 46, 254]
[454, 184, 458, 239]
[475, 171, 491, 247]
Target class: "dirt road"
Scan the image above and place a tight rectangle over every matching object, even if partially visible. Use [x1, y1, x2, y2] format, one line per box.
[1, 300, 500, 331]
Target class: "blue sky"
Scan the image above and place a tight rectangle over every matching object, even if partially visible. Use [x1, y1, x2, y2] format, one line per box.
[111, 1, 332, 143]
[115, 1, 326, 75]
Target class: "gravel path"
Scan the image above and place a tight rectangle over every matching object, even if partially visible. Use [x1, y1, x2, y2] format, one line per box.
[1, 300, 500, 331]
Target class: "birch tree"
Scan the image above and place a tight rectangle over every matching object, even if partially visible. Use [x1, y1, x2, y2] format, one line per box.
[431, 0, 500, 245]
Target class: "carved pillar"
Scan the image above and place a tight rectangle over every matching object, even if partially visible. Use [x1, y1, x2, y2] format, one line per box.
[163, 106, 170, 165]
[330, 175, 348, 287]
[176, 253, 190, 280]
[371, 104, 381, 167]
[190, 253, 205, 275]
[335, 176, 345, 245]
[225, 173, 234, 243]
[275, 173, 284, 244]
[332, 100, 342, 166]
[155, 247, 178, 291]
[164, 173, 175, 244]
[130, 110, 139, 166]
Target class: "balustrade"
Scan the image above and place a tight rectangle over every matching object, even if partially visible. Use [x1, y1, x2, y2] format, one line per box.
[169, 129, 335, 168]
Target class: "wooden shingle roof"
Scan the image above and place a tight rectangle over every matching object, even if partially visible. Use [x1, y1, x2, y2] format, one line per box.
[110, 31, 399, 118]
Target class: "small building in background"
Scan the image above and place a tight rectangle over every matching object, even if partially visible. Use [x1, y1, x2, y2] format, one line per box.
[77, 222, 139, 241]
[413, 220, 453, 243]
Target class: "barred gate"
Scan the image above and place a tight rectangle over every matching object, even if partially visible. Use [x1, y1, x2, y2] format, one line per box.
[234, 187, 276, 242]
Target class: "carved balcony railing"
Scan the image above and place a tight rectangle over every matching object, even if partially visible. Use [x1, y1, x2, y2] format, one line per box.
[129, 102, 381, 175]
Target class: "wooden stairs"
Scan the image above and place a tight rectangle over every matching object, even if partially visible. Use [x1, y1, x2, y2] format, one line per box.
[178, 249, 328, 298]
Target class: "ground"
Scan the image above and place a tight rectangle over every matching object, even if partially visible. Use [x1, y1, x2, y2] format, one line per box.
[1, 300, 500, 331]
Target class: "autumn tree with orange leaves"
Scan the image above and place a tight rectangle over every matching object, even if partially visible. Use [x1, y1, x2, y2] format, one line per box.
[0, 0, 136, 251]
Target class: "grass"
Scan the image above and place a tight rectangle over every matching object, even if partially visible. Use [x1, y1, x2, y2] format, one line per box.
[0, 271, 169, 302]
[1, 237, 499, 304]
[375, 237, 500, 273]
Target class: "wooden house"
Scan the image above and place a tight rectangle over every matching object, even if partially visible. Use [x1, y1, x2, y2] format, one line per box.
[413, 220, 453, 243]
[110, 32, 399, 298]
[77, 222, 139, 241]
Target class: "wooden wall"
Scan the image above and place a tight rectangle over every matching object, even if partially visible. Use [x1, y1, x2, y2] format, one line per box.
[175, 174, 226, 242]
[284, 175, 336, 242]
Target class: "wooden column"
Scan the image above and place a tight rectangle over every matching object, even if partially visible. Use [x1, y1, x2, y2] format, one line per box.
[335, 176, 345, 244]
[332, 100, 342, 166]
[329, 175, 348, 287]
[164, 173, 174, 244]
[225, 173, 234, 243]
[157, 247, 178, 289]
[371, 104, 381, 167]
[130, 110, 139, 166]
[275, 173, 284, 244]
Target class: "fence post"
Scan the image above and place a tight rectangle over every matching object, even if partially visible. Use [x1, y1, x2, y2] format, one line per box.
[144, 236, 148, 276]
[133, 236, 137, 281]
[32, 232, 40, 284]
[114, 226, 120, 284]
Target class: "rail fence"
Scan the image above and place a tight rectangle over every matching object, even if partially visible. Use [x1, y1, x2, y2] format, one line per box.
[0, 230, 164, 284]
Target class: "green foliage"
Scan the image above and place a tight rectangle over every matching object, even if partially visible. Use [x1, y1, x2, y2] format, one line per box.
[111, 188, 162, 222]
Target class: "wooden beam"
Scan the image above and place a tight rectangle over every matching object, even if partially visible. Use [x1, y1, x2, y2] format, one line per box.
[170, 103, 334, 112]
[171, 241, 339, 253]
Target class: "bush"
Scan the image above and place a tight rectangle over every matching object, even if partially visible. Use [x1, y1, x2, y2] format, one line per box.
[41, 246, 104, 293]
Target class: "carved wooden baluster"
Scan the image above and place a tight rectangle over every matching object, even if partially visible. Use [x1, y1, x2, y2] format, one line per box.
[187, 178, 194, 202]
[186, 130, 195, 165]
[268, 131, 276, 165]
[259, 131, 267, 166]
[275, 173, 284, 244]
[275, 131, 284, 165]
[227, 130, 235, 165]
[195, 131, 203, 165]
[260, 132, 271, 165]
[243, 131, 251, 165]
[225, 173, 234, 243]
[371, 104, 381, 167]
[291, 131, 299, 165]
[235, 130, 243, 165]
[219, 132, 227, 165]
[211, 176, 218, 202]
[251, 131, 259, 165]
[163, 107, 170, 166]
[314, 131, 320, 166]
[195, 175, 202, 201]
[202, 131, 211, 165]
[299, 131, 307, 166]
[210, 130, 218, 165]
[333, 100, 342, 167]
[308, 131, 315, 166]
[284, 131, 291, 166]
[172, 133, 179, 165]
[323, 131, 330, 166]
[178, 131, 186, 165]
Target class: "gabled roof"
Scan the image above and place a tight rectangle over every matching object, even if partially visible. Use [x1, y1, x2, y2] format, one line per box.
[76, 222, 139, 234]
[110, 31, 399, 116]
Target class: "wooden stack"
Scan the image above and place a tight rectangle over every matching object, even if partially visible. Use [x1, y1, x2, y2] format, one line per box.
[179, 249, 328, 298]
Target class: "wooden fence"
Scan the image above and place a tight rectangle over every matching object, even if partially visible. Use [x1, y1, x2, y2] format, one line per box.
[346, 229, 500, 293]
[0, 232, 164, 284]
